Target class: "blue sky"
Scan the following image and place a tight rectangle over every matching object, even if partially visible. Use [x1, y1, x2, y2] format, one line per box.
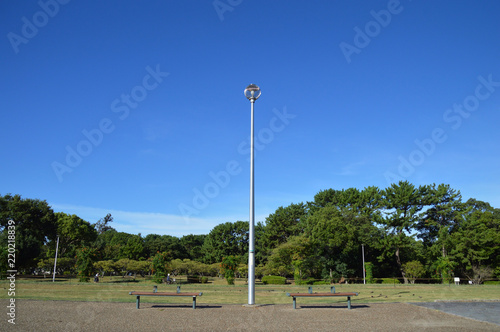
[1, 1, 499, 237]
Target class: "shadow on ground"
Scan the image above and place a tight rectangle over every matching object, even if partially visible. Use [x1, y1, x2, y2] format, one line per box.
[298, 304, 370, 310]
[151, 304, 222, 309]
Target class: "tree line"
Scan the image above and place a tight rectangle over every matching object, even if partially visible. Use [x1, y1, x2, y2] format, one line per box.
[1, 181, 499, 284]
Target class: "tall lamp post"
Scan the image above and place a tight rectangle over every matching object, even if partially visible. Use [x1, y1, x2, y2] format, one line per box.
[244, 84, 261, 305]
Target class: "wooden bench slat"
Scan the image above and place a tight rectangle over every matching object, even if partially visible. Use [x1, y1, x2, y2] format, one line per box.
[287, 291, 358, 310]
[129, 290, 203, 309]
[130, 292, 202, 296]
[287, 292, 358, 297]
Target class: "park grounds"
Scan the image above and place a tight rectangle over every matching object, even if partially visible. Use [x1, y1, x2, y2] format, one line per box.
[1, 275, 500, 331]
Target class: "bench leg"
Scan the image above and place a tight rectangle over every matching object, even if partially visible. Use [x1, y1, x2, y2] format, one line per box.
[347, 296, 351, 310]
[136, 296, 140, 309]
[193, 296, 196, 309]
[293, 297, 297, 309]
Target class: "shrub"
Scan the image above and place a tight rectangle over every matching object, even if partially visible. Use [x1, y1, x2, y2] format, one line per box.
[295, 277, 315, 285]
[262, 275, 286, 285]
[313, 280, 330, 285]
[433, 256, 455, 284]
[201, 276, 208, 284]
[75, 247, 99, 282]
[495, 267, 500, 279]
[365, 262, 374, 284]
[483, 280, 500, 285]
[151, 252, 170, 284]
[220, 256, 239, 285]
[403, 260, 425, 284]
[187, 275, 200, 283]
[376, 278, 401, 284]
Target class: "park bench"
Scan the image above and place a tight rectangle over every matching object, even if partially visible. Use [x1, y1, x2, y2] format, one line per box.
[129, 286, 203, 309]
[286, 286, 358, 309]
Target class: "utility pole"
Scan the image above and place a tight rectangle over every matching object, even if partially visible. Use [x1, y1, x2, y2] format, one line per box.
[52, 236, 59, 282]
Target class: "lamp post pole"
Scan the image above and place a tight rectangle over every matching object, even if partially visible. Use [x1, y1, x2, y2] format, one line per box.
[362, 244, 366, 285]
[52, 236, 59, 282]
[244, 84, 261, 305]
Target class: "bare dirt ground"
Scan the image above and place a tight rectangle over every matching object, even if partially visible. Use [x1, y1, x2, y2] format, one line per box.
[4, 300, 500, 331]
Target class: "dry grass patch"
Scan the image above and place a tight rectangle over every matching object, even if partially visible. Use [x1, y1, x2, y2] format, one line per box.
[1, 277, 499, 306]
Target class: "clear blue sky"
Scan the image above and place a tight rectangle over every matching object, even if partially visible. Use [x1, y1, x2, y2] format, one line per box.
[2, 1, 499, 237]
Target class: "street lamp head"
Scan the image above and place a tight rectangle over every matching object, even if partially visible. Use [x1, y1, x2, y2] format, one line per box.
[244, 84, 261, 101]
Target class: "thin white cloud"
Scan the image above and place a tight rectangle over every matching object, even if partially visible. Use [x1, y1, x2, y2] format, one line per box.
[50, 203, 230, 237]
[334, 160, 366, 176]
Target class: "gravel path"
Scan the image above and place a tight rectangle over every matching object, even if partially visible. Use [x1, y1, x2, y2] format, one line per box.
[5, 300, 500, 331]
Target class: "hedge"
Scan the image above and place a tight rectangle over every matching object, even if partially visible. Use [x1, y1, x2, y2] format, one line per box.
[262, 276, 286, 285]
[295, 277, 315, 285]
[484, 280, 500, 285]
[375, 278, 401, 284]
[187, 275, 200, 283]
[313, 280, 331, 285]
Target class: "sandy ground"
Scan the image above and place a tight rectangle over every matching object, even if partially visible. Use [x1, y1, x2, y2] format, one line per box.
[3, 300, 500, 331]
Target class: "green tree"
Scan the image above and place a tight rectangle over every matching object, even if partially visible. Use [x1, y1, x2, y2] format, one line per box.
[448, 209, 500, 284]
[114, 258, 149, 278]
[261, 203, 307, 257]
[416, 184, 463, 248]
[402, 260, 425, 284]
[0, 243, 8, 276]
[201, 221, 249, 264]
[144, 234, 188, 260]
[220, 255, 239, 284]
[75, 247, 99, 282]
[52, 212, 98, 258]
[95, 230, 144, 260]
[310, 188, 349, 211]
[37, 257, 75, 275]
[169, 258, 212, 277]
[254, 221, 266, 265]
[180, 234, 206, 261]
[415, 184, 463, 281]
[364, 262, 374, 283]
[93, 213, 114, 235]
[151, 252, 171, 283]
[129, 260, 150, 277]
[170, 258, 188, 275]
[119, 234, 145, 260]
[265, 235, 315, 279]
[304, 206, 381, 280]
[309, 186, 383, 222]
[380, 181, 428, 283]
[0, 194, 57, 271]
[432, 255, 455, 283]
[94, 260, 118, 276]
[93, 229, 119, 260]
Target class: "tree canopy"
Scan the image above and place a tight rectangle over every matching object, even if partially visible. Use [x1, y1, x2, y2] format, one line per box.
[1, 183, 499, 284]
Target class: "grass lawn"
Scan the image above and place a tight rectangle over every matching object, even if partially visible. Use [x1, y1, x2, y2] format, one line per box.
[2, 276, 499, 306]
